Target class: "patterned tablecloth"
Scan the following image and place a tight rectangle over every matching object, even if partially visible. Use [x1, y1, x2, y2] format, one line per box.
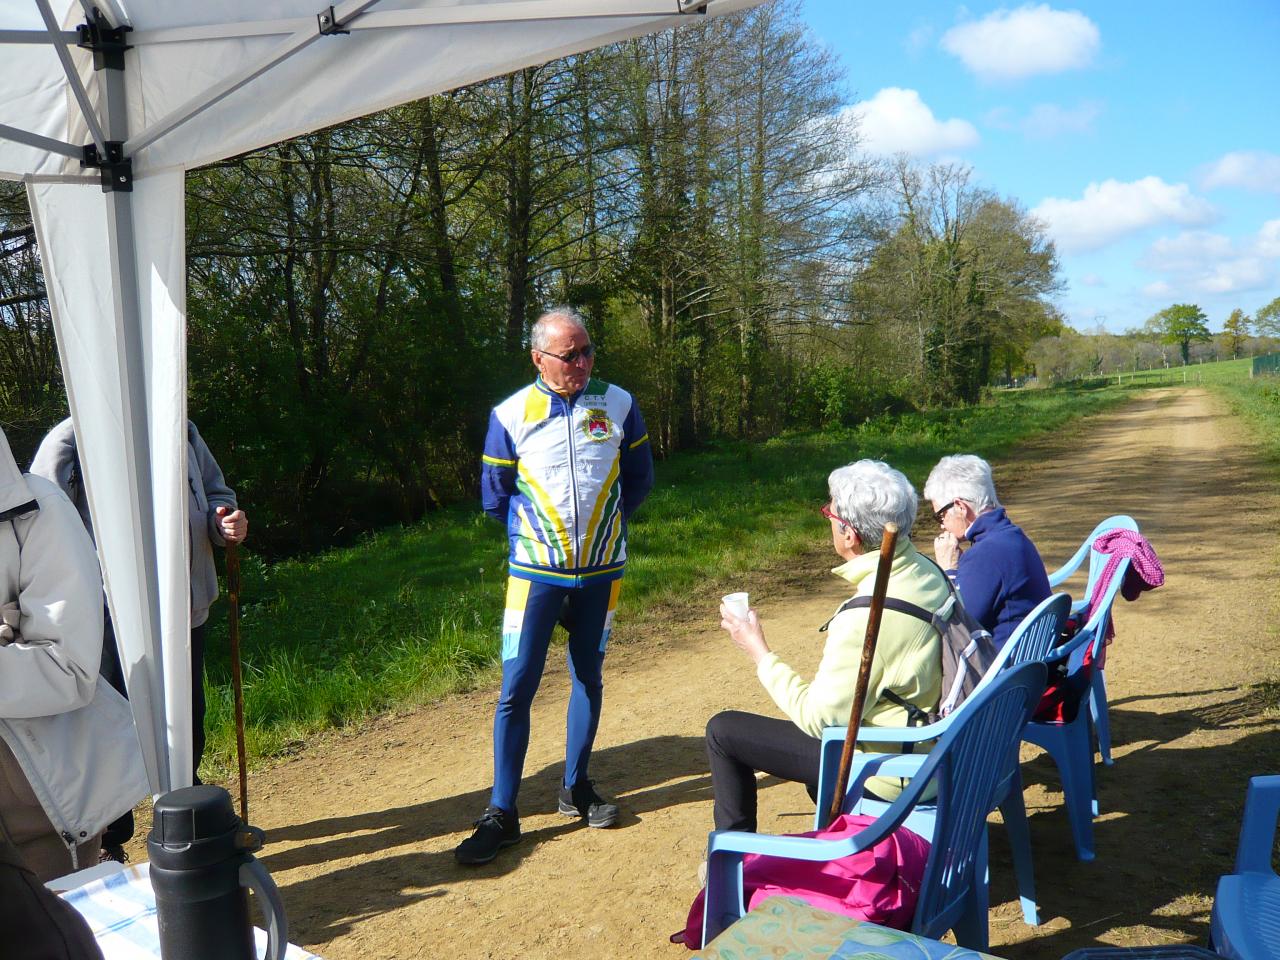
[60, 861, 321, 960]
[694, 896, 1006, 960]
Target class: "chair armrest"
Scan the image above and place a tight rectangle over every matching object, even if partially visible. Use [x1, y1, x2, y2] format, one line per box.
[1047, 538, 1091, 587]
[1236, 775, 1280, 875]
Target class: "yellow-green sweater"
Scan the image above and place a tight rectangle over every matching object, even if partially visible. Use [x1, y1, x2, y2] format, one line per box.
[755, 540, 949, 799]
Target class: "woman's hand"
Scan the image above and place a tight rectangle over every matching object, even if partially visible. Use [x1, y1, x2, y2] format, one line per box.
[720, 603, 770, 664]
[934, 530, 961, 569]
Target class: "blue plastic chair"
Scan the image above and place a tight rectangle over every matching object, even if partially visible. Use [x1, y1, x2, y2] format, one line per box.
[701, 661, 1049, 951]
[1047, 514, 1139, 767]
[1209, 775, 1280, 960]
[1020, 560, 1130, 862]
[812, 592, 1072, 926]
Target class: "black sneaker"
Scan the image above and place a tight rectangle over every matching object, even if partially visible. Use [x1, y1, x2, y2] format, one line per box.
[557, 780, 620, 828]
[454, 806, 520, 865]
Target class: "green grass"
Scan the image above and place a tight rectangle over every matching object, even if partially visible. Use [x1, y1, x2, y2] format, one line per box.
[1091, 356, 1253, 387]
[199, 381, 1141, 773]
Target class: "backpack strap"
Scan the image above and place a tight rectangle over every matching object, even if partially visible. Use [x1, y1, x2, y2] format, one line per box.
[819, 594, 935, 632]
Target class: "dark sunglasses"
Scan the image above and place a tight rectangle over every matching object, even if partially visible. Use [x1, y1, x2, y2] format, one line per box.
[933, 500, 957, 523]
[537, 344, 596, 365]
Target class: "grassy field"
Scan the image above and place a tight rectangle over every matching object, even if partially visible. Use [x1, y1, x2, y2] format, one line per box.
[200, 373, 1268, 772]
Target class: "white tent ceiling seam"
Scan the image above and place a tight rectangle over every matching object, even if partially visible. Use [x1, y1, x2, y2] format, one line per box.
[1, 0, 763, 797]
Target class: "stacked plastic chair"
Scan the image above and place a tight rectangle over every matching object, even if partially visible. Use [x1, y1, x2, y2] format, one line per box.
[1021, 553, 1131, 863]
[701, 661, 1049, 951]
[1210, 774, 1280, 960]
[812, 592, 1071, 926]
[1046, 514, 1139, 767]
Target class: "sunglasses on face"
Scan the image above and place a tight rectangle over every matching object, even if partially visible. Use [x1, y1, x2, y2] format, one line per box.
[933, 500, 957, 524]
[537, 344, 596, 365]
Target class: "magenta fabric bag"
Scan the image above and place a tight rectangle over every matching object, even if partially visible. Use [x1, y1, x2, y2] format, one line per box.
[673, 813, 931, 949]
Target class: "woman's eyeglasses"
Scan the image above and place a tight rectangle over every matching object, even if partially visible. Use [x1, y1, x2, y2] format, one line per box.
[820, 502, 849, 529]
[536, 344, 596, 365]
[933, 500, 957, 523]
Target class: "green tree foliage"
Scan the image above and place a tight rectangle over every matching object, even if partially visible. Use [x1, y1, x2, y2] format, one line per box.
[1221, 308, 1251, 359]
[1150, 303, 1212, 365]
[0, 2, 1072, 556]
[1256, 295, 1280, 338]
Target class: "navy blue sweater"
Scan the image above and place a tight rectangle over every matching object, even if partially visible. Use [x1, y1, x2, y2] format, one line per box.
[953, 508, 1051, 650]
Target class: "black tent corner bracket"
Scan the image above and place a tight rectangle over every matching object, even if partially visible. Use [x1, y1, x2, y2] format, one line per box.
[82, 141, 133, 193]
[317, 6, 351, 35]
[76, 11, 132, 71]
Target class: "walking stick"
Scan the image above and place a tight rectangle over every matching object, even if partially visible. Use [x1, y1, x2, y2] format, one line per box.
[221, 512, 250, 824]
[827, 521, 899, 826]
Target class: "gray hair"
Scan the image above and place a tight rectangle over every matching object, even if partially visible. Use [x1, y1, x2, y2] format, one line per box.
[923, 454, 1000, 514]
[828, 460, 918, 548]
[530, 306, 589, 353]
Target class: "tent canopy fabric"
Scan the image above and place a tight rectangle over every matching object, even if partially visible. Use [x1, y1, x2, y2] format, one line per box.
[0, 0, 760, 795]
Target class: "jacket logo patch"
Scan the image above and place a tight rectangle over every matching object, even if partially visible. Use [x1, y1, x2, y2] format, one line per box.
[582, 409, 612, 442]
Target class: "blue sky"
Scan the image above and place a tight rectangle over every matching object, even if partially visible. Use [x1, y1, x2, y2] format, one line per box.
[802, 0, 1280, 334]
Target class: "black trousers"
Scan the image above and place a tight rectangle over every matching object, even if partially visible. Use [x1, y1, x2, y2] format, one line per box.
[190, 622, 207, 783]
[704, 710, 824, 833]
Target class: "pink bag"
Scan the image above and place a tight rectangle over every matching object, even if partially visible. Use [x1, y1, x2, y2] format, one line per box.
[672, 813, 931, 949]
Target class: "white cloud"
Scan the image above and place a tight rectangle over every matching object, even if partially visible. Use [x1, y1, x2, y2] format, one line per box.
[1080, 273, 1105, 287]
[1139, 223, 1280, 297]
[1022, 101, 1102, 139]
[1032, 177, 1217, 253]
[941, 4, 1100, 82]
[1142, 281, 1173, 299]
[844, 88, 979, 158]
[1257, 219, 1280, 258]
[1201, 151, 1280, 193]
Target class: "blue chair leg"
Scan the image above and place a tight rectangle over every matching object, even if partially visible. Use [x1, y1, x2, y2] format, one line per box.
[1090, 669, 1113, 766]
[998, 772, 1039, 925]
[1024, 717, 1096, 862]
[950, 830, 991, 952]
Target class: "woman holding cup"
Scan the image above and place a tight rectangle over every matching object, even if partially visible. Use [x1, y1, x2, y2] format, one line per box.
[705, 460, 949, 835]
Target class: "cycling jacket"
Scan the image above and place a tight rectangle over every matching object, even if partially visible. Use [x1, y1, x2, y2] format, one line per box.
[482, 377, 653, 586]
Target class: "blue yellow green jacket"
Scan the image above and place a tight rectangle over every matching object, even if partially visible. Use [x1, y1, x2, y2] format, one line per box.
[481, 377, 654, 586]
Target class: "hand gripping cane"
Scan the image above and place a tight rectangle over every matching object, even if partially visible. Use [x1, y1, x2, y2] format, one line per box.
[827, 522, 900, 826]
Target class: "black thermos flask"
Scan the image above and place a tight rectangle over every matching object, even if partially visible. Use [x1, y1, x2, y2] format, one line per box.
[147, 785, 287, 960]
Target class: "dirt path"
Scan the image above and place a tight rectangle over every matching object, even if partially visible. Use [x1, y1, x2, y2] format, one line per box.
[161, 388, 1280, 959]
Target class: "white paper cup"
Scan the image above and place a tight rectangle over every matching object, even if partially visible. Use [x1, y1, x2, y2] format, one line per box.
[722, 592, 749, 619]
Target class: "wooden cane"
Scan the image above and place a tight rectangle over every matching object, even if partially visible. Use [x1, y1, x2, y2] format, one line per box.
[224, 535, 250, 824]
[827, 521, 900, 825]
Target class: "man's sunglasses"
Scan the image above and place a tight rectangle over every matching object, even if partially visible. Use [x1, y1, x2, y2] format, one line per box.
[536, 344, 596, 365]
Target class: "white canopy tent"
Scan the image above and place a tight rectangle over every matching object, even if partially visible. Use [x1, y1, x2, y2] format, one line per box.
[0, 0, 760, 795]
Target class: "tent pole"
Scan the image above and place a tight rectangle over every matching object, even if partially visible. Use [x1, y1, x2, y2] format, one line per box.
[33, 0, 109, 157]
[0, 123, 82, 159]
[102, 35, 176, 793]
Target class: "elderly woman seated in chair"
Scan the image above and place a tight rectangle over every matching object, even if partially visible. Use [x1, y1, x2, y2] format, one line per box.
[924, 454, 1050, 652]
[707, 459, 950, 835]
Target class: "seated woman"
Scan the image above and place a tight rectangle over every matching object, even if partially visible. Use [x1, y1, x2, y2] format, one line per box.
[707, 459, 950, 834]
[923, 454, 1050, 651]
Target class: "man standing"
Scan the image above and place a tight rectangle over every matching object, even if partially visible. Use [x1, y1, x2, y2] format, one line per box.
[455, 307, 653, 866]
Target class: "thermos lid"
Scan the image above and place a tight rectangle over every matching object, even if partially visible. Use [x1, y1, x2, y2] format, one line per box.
[151, 784, 241, 846]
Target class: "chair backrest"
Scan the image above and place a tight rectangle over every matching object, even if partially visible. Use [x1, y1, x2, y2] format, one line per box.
[886, 661, 1048, 940]
[966, 592, 1071, 703]
[1235, 775, 1280, 876]
[1079, 515, 1139, 606]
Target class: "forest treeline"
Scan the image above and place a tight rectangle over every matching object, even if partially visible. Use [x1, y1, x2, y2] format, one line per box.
[0, 2, 1069, 556]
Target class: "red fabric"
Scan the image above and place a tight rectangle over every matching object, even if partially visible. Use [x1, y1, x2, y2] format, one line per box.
[674, 814, 930, 949]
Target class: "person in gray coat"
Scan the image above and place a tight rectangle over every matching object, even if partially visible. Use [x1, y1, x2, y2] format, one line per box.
[30, 418, 247, 785]
[0, 424, 147, 880]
